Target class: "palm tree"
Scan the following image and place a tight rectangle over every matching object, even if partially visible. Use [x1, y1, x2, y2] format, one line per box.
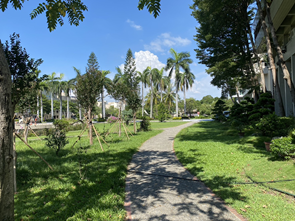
[155, 67, 169, 102]
[56, 74, 65, 119]
[137, 70, 148, 116]
[64, 78, 76, 119]
[38, 81, 48, 122]
[165, 48, 193, 117]
[101, 70, 112, 119]
[47, 72, 60, 119]
[145, 87, 160, 113]
[163, 82, 176, 114]
[73, 67, 83, 120]
[144, 66, 160, 118]
[113, 66, 124, 84]
[180, 71, 195, 115]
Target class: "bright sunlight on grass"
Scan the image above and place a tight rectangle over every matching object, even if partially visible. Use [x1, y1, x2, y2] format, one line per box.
[173, 121, 295, 221]
[15, 124, 161, 220]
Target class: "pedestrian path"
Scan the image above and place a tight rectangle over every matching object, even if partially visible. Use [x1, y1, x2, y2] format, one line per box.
[125, 121, 243, 221]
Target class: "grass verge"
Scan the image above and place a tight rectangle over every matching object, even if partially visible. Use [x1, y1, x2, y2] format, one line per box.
[173, 121, 295, 221]
[15, 129, 161, 220]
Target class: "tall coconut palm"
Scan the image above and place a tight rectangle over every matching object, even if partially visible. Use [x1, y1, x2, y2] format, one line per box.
[47, 72, 60, 119]
[101, 70, 112, 119]
[144, 66, 160, 118]
[64, 78, 76, 119]
[165, 48, 193, 117]
[73, 67, 83, 120]
[137, 70, 149, 116]
[163, 82, 176, 114]
[180, 71, 195, 115]
[56, 74, 65, 119]
[113, 66, 124, 84]
[38, 81, 48, 122]
[145, 87, 160, 113]
[156, 67, 169, 102]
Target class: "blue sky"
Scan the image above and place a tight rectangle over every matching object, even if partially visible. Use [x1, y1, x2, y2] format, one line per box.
[0, 0, 220, 101]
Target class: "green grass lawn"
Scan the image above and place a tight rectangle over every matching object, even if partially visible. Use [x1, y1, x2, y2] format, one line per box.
[15, 128, 161, 220]
[173, 121, 295, 221]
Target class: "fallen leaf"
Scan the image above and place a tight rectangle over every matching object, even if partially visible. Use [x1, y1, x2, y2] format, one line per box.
[245, 205, 251, 208]
[72, 186, 76, 189]
[240, 208, 247, 212]
[263, 205, 267, 208]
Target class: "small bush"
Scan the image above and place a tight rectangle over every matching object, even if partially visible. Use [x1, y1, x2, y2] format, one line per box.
[270, 137, 295, 160]
[45, 120, 69, 156]
[255, 113, 279, 137]
[173, 117, 182, 120]
[107, 116, 118, 124]
[157, 103, 166, 122]
[138, 116, 151, 131]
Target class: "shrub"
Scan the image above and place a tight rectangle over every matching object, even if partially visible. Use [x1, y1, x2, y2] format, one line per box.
[107, 116, 118, 124]
[45, 120, 69, 156]
[138, 116, 151, 131]
[212, 99, 227, 122]
[270, 137, 295, 160]
[122, 109, 133, 125]
[255, 113, 280, 137]
[157, 103, 167, 122]
[173, 117, 182, 120]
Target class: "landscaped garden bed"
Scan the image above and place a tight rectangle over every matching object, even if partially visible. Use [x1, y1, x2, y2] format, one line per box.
[174, 121, 295, 221]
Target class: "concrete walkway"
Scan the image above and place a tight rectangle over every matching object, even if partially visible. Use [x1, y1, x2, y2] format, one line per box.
[125, 121, 243, 221]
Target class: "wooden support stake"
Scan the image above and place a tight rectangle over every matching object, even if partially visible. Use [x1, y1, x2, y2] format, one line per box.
[29, 126, 42, 141]
[71, 126, 87, 149]
[105, 119, 119, 137]
[92, 124, 109, 147]
[92, 124, 104, 151]
[15, 133, 54, 171]
[124, 122, 134, 137]
[13, 131, 17, 192]
[122, 121, 130, 140]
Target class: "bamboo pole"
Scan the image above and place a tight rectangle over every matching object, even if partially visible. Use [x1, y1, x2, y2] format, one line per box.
[15, 133, 54, 171]
[92, 124, 104, 151]
[29, 126, 42, 141]
[123, 122, 134, 137]
[71, 126, 87, 149]
[105, 119, 119, 137]
[122, 121, 130, 140]
[92, 124, 109, 147]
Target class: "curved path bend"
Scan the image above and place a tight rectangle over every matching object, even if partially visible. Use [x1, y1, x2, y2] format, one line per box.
[125, 121, 244, 221]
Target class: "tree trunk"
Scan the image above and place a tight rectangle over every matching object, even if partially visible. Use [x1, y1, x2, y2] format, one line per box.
[265, 0, 295, 104]
[67, 96, 70, 119]
[51, 92, 54, 119]
[142, 82, 144, 117]
[119, 106, 121, 137]
[150, 84, 153, 118]
[88, 108, 93, 145]
[161, 89, 163, 102]
[247, 22, 266, 93]
[133, 112, 136, 134]
[176, 91, 178, 117]
[37, 94, 40, 119]
[0, 42, 14, 220]
[257, 0, 285, 116]
[59, 93, 62, 120]
[183, 85, 186, 115]
[101, 89, 104, 119]
[79, 104, 82, 120]
[41, 92, 43, 122]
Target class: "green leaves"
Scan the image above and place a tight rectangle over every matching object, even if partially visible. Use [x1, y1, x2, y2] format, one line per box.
[137, 0, 161, 18]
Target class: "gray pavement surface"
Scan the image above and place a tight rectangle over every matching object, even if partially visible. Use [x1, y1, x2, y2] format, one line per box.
[125, 121, 241, 221]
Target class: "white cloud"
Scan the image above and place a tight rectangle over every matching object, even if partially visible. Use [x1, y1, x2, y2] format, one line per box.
[184, 74, 220, 100]
[134, 50, 165, 73]
[126, 19, 142, 30]
[144, 33, 191, 52]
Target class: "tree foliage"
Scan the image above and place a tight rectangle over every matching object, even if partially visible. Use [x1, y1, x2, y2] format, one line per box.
[2, 33, 43, 110]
